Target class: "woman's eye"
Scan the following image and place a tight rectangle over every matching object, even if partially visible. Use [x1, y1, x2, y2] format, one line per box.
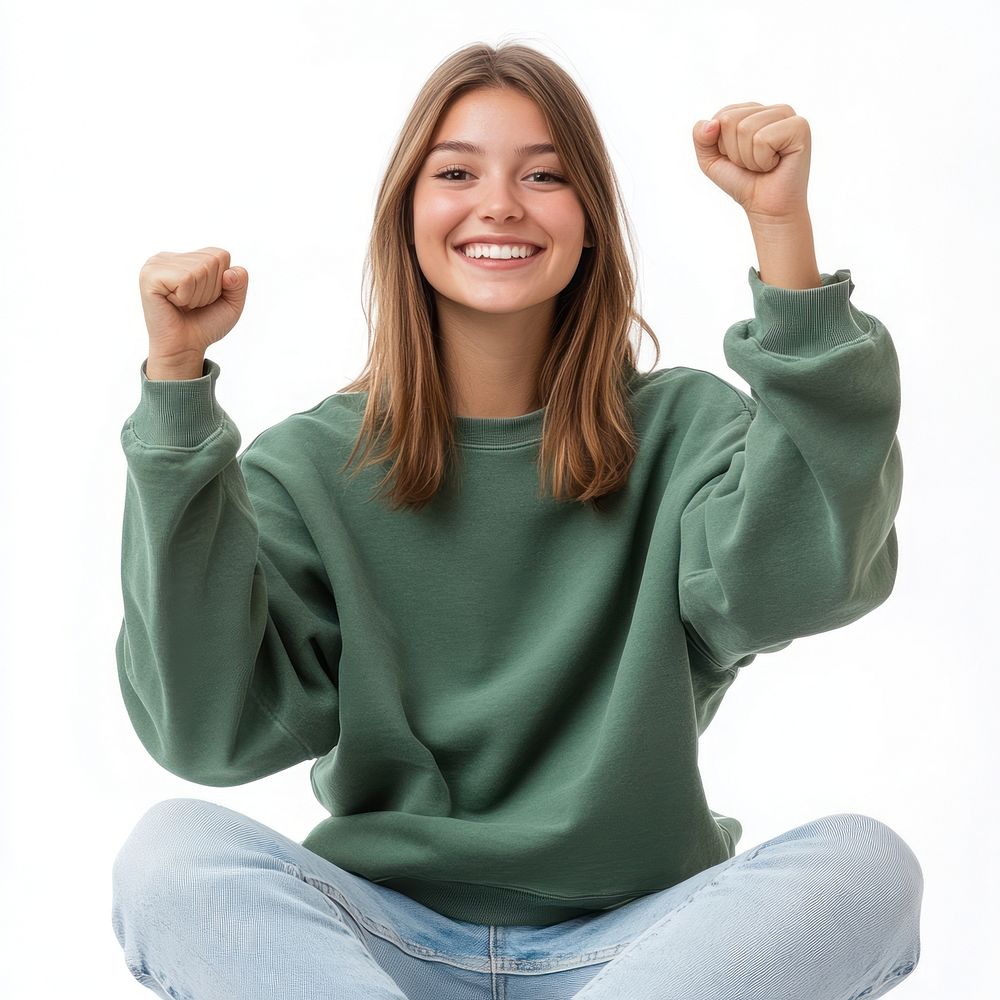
[433, 166, 565, 184]
[435, 168, 472, 181]
[527, 170, 565, 183]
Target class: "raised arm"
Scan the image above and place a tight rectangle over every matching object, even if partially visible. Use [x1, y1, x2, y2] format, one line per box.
[116, 358, 342, 785]
[679, 266, 902, 671]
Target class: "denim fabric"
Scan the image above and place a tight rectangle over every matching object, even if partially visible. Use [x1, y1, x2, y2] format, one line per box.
[111, 799, 922, 999]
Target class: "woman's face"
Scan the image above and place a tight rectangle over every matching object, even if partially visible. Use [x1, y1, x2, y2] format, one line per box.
[411, 87, 590, 320]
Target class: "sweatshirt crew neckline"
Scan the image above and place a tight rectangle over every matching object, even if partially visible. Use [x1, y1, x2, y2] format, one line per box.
[452, 407, 546, 449]
[450, 370, 646, 449]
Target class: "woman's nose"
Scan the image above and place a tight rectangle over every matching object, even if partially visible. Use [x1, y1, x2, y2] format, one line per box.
[476, 178, 525, 219]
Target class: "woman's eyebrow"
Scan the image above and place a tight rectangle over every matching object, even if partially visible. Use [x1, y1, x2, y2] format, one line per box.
[426, 140, 557, 157]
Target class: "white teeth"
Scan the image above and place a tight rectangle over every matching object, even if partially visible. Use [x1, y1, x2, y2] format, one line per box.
[460, 243, 539, 259]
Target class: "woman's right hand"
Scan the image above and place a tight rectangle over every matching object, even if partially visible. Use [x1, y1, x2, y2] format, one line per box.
[139, 248, 248, 372]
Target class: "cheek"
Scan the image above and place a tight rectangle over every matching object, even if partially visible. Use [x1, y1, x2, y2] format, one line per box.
[414, 191, 463, 232]
[545, 197, 587, 237]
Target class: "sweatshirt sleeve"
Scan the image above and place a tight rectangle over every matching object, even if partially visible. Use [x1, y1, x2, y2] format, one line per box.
[678, 266, 902, 672]
[115, 357, 342, 786]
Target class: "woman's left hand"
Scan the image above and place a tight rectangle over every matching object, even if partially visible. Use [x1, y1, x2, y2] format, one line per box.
[692, 103, 811, 223]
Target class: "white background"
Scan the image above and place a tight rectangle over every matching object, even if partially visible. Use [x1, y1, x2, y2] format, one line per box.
[1, 0, 996, 996]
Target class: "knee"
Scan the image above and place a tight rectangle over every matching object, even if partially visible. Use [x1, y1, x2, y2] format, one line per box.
[111, 798, 229, 904]
[808, 812, 924, 919]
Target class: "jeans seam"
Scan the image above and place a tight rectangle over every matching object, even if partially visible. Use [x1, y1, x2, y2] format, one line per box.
[293, 865, 637, 974]
[294, 868, 494, 970]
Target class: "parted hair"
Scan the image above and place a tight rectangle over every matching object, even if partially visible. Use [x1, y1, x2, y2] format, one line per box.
[336, 40, 661, 512]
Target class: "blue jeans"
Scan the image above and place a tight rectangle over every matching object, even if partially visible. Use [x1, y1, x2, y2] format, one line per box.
[111, 798, 922, 999]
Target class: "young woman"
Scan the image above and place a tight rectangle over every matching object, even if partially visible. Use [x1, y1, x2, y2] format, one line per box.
[111, 41, 922, 1000]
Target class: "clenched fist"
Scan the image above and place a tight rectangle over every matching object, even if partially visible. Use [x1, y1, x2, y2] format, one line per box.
[140, 247, 248, 378]
[693, 103, 811, 223]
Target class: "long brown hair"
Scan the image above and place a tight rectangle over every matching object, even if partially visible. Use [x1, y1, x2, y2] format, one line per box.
[336, 40, 661, 512]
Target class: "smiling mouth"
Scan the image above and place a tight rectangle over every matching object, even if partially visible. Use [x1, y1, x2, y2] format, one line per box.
[454, 245, 543, 258]
[452, 246, 546, 267]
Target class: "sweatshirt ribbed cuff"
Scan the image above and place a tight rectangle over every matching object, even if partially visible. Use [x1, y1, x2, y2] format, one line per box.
[130, 356, 225, 447]
[747, 266, 873, 358]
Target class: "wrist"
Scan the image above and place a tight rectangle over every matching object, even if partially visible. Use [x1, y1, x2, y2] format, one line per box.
[746, 205, 812, 232]
[746, 210, 821, 290]
[145, 354, 207, 381]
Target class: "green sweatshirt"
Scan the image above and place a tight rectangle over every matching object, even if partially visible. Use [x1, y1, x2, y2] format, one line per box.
[116, 265, 902, 927]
